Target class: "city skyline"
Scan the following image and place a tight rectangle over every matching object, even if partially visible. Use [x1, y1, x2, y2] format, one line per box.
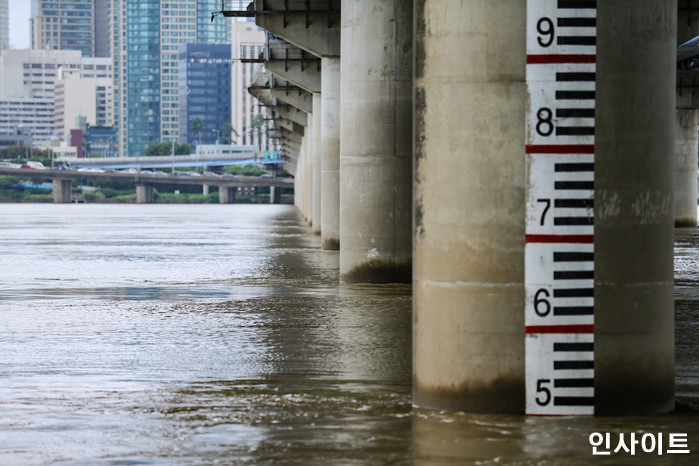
[0, 2, 271, 159]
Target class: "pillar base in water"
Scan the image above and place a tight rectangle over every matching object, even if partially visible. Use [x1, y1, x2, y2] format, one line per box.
[52, 179, 71, 203]
[340, 260, 411, 284]
[321, 237, 340, 251]
[675, 217, 698, 228]
[413, 378, 523, 414]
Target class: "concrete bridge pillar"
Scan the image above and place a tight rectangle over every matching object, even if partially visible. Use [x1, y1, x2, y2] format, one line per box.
[306, 116, 315, 226]
[294, 140, 303, 212]
[297, 140, 307, 217]
[312, 93, 322, 235]
[52, 179, 71, 203]
[413, 0, 676, 415]
[674, 102, 698, 227]
[675, 6, 699, 228]
[270, 186, 282, 204]
[136, 183, 154, 204]
[339, 0, 413, 283]
[219, 186, 236, 204]
[413, 0, 526, 413]
[202, 184, 210, 196]
[321, 57, 341, 250]
[594, 0, 676, 415]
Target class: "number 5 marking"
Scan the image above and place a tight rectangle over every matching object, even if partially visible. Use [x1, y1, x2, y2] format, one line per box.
[536, 379, 552, 406]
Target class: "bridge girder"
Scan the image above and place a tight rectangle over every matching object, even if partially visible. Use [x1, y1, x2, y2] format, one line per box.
[254, 0, 340, 58]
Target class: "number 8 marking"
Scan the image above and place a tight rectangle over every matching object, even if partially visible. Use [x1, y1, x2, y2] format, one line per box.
[536, 107, 554, 137]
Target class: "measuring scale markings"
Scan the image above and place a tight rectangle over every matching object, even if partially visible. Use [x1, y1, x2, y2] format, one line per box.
[525, 0, 596, 416]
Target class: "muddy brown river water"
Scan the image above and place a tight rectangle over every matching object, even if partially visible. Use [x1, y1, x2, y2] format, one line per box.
[0, 204, 696, 464]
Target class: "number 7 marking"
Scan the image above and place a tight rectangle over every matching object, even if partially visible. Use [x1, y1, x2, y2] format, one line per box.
[537, 198, 551, 226]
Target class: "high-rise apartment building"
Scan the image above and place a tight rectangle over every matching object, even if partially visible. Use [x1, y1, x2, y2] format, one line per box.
[30, 0, 109, 58]
[230, 21, 270, 152]
[111, 0, 228, 157]
[0, 0, 8, 49]
[178, 43, 231, 148]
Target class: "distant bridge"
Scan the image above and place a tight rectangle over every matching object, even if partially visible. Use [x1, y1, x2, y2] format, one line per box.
[61, 152, 283, 170]
[0, 167, 293, 204]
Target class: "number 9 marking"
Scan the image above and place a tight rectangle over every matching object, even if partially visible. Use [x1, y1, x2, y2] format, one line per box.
[537, 17, 554, 48]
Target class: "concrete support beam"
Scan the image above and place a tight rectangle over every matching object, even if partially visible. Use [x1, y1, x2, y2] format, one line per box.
[320, 57, 341, 250]
[219, 186, 236, 204]
[340, 0, 412, 283]
[282, 138, 301, 152]
[271, 87, 313, 113]
[202, 184, 210, 196]
[136, 183, 154, 204]
[312, 93, 322, 235]
[254, 0, 340, 57]
[280, 128, 304, 144]
[273, 104, 308, 126]
[413, 0, 526, 413]
[266, 41, 321, 93]
[275, 116, 305, 135]
[52, 178, 71, 204]
[594, 0, 676, 415]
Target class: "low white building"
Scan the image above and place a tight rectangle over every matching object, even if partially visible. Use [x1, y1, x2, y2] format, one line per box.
[0, 49, 112, 145]
[54, 67, 114, 144]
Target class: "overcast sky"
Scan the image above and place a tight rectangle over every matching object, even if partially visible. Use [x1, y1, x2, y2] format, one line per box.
[9, 0, 31, 49]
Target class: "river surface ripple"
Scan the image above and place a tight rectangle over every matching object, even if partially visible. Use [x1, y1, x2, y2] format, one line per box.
[0, 204, 697, 465]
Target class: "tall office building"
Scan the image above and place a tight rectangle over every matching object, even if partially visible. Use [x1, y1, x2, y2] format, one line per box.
[178, 43, 231, 148]
[230, 21, 270, 152]
[0, 0, 8, 49]
[111, 0, 228, 157]
[30, 0, 109, 58]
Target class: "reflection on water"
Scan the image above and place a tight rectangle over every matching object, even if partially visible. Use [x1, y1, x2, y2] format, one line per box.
[0, 204, 696, 464]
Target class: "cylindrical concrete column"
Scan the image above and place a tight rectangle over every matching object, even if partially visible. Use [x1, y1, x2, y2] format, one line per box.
[270, 185, 281, 204]
[219, 186, 236, 204]
[52, 179, 72, 203]
[321, 57, 341, 250]
[340, 0, 412, 283]
[306, 117, 315, 226]
[202, 184, 210, 196]
[312, 93, 322, 235]
[674, 102, 698, 228]
[136, 183, 154, 204]
[295, 139, 305, 214]
[413, 0, 526, 413]
[594, 1, 676, 415]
